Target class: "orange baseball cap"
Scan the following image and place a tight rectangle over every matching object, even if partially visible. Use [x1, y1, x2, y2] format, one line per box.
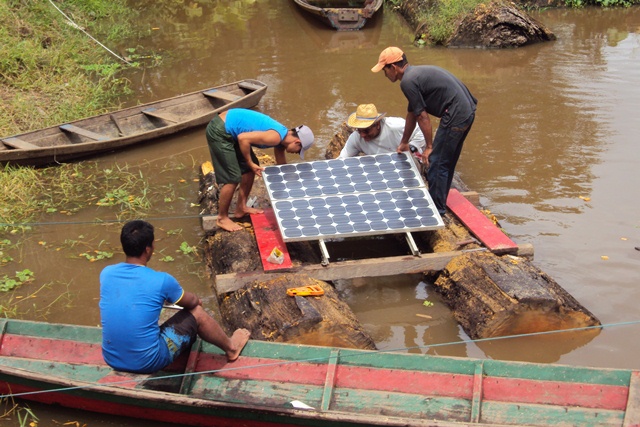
[371, 46, 405, 73]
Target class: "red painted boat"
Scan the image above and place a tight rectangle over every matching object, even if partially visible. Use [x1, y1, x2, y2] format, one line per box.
[0, 318, 639, 426]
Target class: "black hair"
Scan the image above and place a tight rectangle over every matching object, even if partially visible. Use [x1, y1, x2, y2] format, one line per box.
[120, 220, 154, 257]
[386, 54, 408, 69]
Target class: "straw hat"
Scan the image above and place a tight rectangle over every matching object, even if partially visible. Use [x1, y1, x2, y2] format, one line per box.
[347, 104, 386, 129]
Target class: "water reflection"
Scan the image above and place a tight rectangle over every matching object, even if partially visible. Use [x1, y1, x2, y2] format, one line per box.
[336, 276, 599, 362]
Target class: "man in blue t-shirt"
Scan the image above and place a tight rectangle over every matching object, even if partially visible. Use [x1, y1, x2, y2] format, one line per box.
[205, 108, 315, 232]
[100, 220, 250, 374]
[372, 47, 477, 216]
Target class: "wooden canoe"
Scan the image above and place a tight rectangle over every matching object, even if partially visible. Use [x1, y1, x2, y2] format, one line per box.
[0, 79, 267, 166]
[1, 318, 639, 427]
[292, 0, 383, 31]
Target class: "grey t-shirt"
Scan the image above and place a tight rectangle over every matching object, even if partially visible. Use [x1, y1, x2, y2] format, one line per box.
[400, 65, 477, 127]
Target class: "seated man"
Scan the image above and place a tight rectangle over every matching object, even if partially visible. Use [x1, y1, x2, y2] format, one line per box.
[206, 108, 315, 232]
[338, 104, 425, 159]
[99, 220, 250, 374]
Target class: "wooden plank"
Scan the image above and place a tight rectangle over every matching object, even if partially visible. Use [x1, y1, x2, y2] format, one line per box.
[470, 361, 484, 423]
[1, 137, 39, 149]
[447, 188, 518, 255]
[142, 108, 178, 123]
[59, 124, 110, 141]
[215, 249, 486, 295]
[623, 371, 640, 426]
[321, 349, 340, 411]
[250, 209, 292, 271]
[203, 89, 240, 102]
[237, 81, 262, 91]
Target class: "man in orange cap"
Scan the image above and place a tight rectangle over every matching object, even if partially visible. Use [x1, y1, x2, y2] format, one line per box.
[372, 46, 477, 216]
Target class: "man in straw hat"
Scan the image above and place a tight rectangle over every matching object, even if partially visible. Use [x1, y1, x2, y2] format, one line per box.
[338, 103, 426, 159]
[372, 46, 477, 216]
[206, 108, 315, 232]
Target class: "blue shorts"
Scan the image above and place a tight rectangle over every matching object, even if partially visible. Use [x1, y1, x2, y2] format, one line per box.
[160, 309, 198, 363]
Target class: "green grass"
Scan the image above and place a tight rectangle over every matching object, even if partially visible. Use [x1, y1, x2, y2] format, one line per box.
[0, 0, 136, 136]
[0, 162, 154, 230]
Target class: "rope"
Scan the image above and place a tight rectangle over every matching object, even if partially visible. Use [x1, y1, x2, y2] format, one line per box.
[2, 319, 639, 400]
[46, 0, 132, 65]
[0, 215, 208, 228]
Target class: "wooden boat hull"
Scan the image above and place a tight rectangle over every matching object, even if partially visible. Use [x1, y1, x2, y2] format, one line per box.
[0, 79, 267, 166]
[0, 319, 638, 426]
[292, 0, 383, 31]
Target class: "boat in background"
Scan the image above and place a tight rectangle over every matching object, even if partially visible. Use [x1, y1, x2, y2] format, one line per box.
[292, 0, 383, 31]
[0, 79, 267, 166]
[1, 318, 638, 427]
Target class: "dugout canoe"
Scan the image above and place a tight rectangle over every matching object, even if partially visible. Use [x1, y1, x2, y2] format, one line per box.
[1, 319, 639, 427]
[292, 0, 383, 31]
[0, 79, 267, 166]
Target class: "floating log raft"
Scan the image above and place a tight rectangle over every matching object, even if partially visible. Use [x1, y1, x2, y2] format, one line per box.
[218, 274, 376, 349]
[201, 192, 376, 350]
[433, 251, 601, 339]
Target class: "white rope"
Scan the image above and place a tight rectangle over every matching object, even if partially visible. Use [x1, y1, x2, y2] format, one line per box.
[46, 0, 131, 64]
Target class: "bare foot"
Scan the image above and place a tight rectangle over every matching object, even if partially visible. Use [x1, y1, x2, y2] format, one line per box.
[226, 328, 251, 362]
[235, 206, 264, 217]
[217, 217, 242, 232]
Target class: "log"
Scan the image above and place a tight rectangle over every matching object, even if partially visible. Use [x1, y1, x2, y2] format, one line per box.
[219, 274, 377, 350]
[433, 251, 600, 339]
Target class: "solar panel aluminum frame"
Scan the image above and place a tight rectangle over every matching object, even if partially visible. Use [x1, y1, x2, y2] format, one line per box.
[262, 152, 444, 243]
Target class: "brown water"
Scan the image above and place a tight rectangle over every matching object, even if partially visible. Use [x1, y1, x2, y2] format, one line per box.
[1, 2, 639, 425]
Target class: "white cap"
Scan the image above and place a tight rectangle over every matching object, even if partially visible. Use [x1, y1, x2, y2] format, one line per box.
[295, 125, 314, 159]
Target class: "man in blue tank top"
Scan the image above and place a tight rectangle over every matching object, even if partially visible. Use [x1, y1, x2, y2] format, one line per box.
[206, 109, 315, 232]
[372, 47, 477, 216]
[100, 220, 250, 374]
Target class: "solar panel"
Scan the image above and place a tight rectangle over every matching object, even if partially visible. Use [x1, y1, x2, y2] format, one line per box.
[262, 152, 444, 242]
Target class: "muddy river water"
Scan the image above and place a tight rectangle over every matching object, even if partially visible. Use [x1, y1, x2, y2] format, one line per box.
[1, 2, 639, 425]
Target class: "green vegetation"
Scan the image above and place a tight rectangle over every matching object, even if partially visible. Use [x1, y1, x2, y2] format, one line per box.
[0, 397, 38, 427]
[0, 269, 34, 292]
[392, 0, 639, 46]
[0, 162, 157, 231]
[0, 0, 137, 137]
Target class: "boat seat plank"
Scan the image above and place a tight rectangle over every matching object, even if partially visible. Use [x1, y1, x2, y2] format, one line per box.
[623, 371, 640, 426]
[2, 137, 39, 149]
[142, 108, 179, 123]
[446, 188, 518, 255]
[60, 124, 110, 141]
[237, 81, 262, 92]
[203, 90, 241, 102]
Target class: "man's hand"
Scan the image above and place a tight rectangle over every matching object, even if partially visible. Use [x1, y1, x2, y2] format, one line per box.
[249, 162, 264, 177]
[397, 141, 410, 153]
[421, 147, 432, 168]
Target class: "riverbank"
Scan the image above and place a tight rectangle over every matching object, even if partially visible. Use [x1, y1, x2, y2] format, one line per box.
[0, 0, 135, 137]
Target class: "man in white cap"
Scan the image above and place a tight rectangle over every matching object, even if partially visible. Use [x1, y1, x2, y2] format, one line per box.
[338, 103, 426, 159]
[206, 108, 314, 232]
[372, 46, 477, 216]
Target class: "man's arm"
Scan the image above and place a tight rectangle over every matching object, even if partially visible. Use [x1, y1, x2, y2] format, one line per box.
[176, 291, 201, 310]
[237, 130, 282, 176]
[397, 112, 418, 153]
[415, 111, 433, 166]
